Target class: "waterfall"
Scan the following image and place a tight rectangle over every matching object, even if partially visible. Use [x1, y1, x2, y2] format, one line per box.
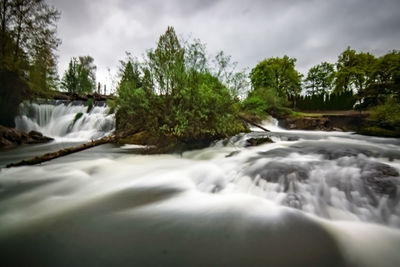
[14, 100, 115, 141]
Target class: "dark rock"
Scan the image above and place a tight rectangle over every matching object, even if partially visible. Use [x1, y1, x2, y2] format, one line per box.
[0, 125, 53, 148]
[246, 161, 310, 192]
[359, 161, 399, 200]
[245, 137, 273, 147]
[278, 114, 367, 132]
[225, 151, 241, 158]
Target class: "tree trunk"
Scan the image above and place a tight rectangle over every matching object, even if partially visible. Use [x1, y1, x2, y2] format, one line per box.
[0, 0, 8, 58]
[238, 115, 270, 132]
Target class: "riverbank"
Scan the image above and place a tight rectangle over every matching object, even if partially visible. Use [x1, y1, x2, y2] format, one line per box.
[278, 111, 369, 132]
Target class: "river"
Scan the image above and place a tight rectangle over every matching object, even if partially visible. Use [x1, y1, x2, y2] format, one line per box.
[0, 102, 400, 266]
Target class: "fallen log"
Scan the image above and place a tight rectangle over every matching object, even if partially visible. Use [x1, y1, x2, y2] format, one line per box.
[238, 115, 270, 132]
[6, 131, 134, 168]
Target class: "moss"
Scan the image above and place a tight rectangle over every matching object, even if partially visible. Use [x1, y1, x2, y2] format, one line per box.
[86, 98, 94, 113]
[290, 111, 323, 117]
[358, 126, 400, 138]
[73, 112, 83, 124]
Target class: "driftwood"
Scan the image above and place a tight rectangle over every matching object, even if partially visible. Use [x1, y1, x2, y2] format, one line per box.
[6, 131, 134, 168]
[238, 115, 270, 132]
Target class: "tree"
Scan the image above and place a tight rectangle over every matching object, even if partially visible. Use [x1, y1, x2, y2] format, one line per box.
[115, 26, 246, 143]
[0, 0, 60, 72]
[0, 0, 60, 126]
[148, 26, 185, 96]
[62, 56, 96, 94]
[357, 50, 400, 108]
[250, 56, 302, 98]
[304, 62, 335, 96]
[334, 47, 376, 93]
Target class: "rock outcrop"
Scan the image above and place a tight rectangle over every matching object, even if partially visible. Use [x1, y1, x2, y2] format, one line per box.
[279, 114, 368, 131]
[0, 126, 53, 148]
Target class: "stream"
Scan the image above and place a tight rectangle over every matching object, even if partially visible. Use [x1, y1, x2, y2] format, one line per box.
[0, 102, 400, 266]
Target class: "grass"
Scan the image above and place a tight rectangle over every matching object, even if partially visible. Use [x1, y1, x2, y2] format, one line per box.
[290, 111, 323, 117]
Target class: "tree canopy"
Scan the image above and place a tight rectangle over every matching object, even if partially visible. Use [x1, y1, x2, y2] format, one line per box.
[304, 62, 335, 96]
[61, 56, 97, 94]
[250, 56, 302, 98]
[114, 26, 246, 144]
[0, 0, 60, 126]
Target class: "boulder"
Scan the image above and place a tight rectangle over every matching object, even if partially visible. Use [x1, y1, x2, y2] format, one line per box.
[0, 125, 53, 148]
[245, 137, 273, 147]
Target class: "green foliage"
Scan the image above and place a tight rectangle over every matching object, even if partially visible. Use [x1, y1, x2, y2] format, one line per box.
[86, 98, 94, 113]
[304, 62, 335, 96]
[62, 56, 96, 94]
[244, 86, 291, 118]
[293, 91, 355, 111]
[250, 56, 302, 99]
[242, 96, 268, 117]
[0, 0, 60, 121]
[356, 50, 400, 109]
[368, 98, 400, 130]
[334, 47, 376, 93]
[115, 26, 246, 143]
[73, 112, 83, 124]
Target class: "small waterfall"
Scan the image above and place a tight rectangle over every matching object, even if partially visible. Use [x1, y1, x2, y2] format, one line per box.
[15, 100, 115, 141]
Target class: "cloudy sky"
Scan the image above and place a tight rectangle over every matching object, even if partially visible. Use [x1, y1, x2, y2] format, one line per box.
[48, 0, 400, 92]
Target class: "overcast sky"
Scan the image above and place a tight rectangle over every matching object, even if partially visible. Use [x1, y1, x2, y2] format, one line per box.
[48, 0, 400, 92]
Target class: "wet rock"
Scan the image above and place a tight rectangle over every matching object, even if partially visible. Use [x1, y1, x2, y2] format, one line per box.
[280, 117, 330, 130]
[27, 130, 53, 144]
[247, 161, 310, 192]
[0, 125, 53, 148]
[278, 114, 367, 132]
[359, 161, 399, 200]
[225, 151, 240, 158]
[245, 137, 273, 147]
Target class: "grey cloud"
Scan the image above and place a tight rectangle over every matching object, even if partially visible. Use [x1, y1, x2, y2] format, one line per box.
[48, 0, 400, 88]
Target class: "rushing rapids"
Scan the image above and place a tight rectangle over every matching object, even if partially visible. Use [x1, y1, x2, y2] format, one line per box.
[1, 107, 400, 266]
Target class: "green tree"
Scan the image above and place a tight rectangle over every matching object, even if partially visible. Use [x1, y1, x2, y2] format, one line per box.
[335, 47, 376, 93]
[115, 26, 246, 145]
[0, 0, 60, 126]
[148, 26, 185, 97]
[304, 62, 335, 96]
[250, 56, 302, 98]
[62, 56, 96, 94]
[357, 50, 400, 108]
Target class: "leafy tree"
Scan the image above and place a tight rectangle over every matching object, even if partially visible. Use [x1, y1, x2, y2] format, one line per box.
[357, 50, 400, 108]
[250, 56, 302, 98]
[148, 26, 185, 97]
[0, 0, 60, 73]
[0, 0, 60, 126]
[304, 62, 335, 96]
[62, 56, 96, 94]
[334, 47, 376, 93]
[115, 26, 246, 144]
[211, 50, 249, 98]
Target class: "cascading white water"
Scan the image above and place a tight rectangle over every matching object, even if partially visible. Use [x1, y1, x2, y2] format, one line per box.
[14, 101, 115, 141]
[1, 116, 400, 266]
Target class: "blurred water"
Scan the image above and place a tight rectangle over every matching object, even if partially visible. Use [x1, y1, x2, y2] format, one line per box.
[15, 100, 114, 141]
[1, 116, 400, 266]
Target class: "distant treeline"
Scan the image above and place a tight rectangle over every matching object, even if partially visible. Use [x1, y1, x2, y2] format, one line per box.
[292, 91, 355, 111]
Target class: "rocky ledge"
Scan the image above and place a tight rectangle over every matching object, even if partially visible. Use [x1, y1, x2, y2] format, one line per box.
[0, 125, 53, 148]
[278, 114, 368, 131]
